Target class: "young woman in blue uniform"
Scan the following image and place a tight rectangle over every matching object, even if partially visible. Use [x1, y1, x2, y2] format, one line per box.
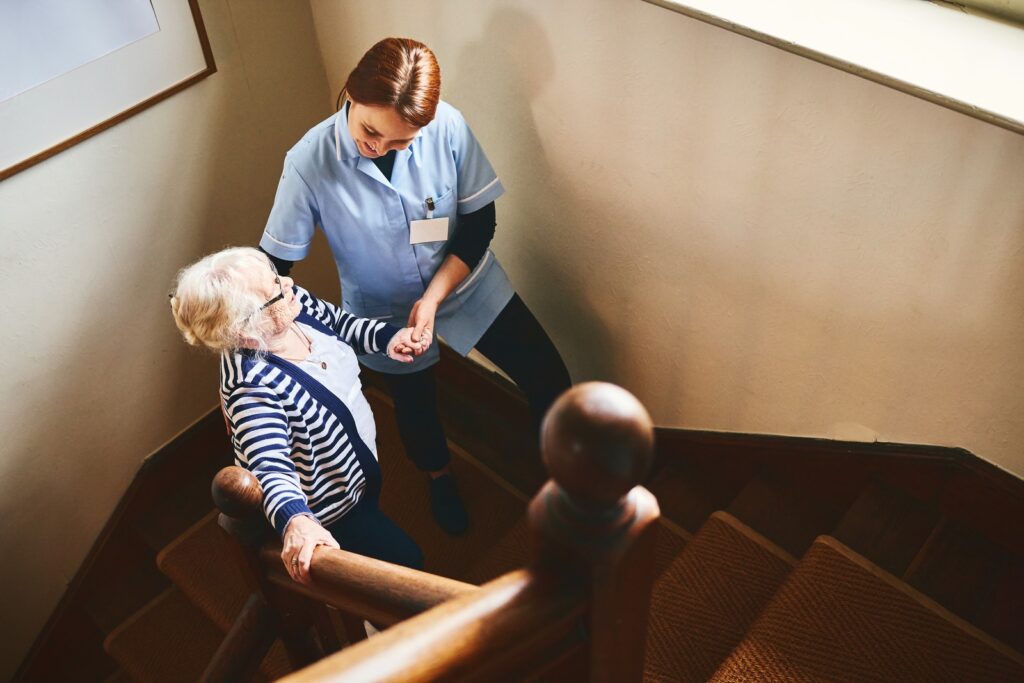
[259, 37, 571, 535]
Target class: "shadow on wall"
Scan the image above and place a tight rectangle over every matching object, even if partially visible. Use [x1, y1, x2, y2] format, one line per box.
[450, 0, 1024, 444]
[454, 5, 686, 401]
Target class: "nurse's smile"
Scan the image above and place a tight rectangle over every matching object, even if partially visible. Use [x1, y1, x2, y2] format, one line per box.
[348, 101, 421, 158]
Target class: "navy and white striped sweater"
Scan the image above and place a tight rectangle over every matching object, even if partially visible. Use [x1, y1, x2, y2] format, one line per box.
[220, 286, 399, 535]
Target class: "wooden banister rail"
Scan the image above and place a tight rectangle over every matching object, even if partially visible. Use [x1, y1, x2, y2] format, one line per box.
[257, 542, 477, 627]
[281, 569, 587, 682]
[272, 381, 661, 682]
[211, 467, 477, 670]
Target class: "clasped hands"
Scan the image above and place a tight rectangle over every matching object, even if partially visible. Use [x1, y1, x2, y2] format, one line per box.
[386, 297, 438, 363]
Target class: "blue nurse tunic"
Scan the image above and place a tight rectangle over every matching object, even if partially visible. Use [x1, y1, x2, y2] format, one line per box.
[260, 101, 514, 374]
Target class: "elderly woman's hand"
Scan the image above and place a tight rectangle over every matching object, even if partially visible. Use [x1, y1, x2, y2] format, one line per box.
[281, 514, 339, 584]
[388, 327, 431, 362]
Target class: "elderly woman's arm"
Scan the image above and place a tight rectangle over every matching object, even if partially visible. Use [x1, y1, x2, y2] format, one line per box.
[224, 382, 338, 584]
[294, 286, 431, 358]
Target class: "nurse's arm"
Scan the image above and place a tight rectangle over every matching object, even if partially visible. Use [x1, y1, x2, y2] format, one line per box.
[408, 254, 471, 343]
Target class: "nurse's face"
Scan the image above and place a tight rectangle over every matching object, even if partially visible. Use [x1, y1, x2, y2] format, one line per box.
[348, 100, 421, 158]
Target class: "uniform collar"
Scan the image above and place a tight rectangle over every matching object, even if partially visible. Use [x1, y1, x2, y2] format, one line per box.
[333, 102, 360, 162]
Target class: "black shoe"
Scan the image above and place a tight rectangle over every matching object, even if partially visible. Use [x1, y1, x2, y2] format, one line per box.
[429, 474, 468, 536]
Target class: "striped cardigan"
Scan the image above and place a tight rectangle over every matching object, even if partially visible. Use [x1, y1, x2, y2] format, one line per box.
[220, 286, 400, 535]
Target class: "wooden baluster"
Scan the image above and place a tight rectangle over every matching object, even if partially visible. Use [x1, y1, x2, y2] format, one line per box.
[529, 382, 661, 683]
[212, 466, 327, 669]
[199, 592, 277, 683]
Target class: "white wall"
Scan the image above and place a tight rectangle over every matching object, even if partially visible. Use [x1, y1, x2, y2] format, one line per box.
[3, 0, 1022, 676]
[309, 0, 1024, 474]
[0, 1, 334, 678]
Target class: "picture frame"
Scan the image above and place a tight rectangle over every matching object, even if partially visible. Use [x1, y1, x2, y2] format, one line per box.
[0, 0, 216, 181]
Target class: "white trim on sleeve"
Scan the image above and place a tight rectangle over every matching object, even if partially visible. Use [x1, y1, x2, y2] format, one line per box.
[263, 232, 313, 249]
[457, 176, 500, 204]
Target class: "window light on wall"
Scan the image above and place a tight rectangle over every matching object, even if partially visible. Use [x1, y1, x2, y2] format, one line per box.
[643, 0, 1024, 135]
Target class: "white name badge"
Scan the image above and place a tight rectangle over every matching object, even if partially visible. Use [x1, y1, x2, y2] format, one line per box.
[409, 217, 449, 244]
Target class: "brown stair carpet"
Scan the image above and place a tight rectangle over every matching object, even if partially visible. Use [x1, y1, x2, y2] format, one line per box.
[104, 587, 227, 683]
[157, 509, 290, 680]
[709, 536, 1024, 683]
[461, 517, 531, 585]
[157, 511, 248, 630]
[644, 511, 796, 683]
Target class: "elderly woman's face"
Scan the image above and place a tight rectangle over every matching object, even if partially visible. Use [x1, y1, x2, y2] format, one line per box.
[244, 258, 299, 336]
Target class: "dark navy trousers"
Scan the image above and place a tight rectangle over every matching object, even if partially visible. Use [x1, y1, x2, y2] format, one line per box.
[383, 294, 572, 473]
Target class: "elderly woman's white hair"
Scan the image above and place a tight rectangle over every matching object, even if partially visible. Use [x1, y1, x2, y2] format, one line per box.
[170, 246, 279, 354]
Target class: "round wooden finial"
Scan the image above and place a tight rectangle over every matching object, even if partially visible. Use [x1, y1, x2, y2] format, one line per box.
[211, 466, 263, 518]
[541, 382, 654, 508]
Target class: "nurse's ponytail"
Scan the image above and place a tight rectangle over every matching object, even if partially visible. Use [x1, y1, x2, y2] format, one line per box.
[342, 37, 441, 128]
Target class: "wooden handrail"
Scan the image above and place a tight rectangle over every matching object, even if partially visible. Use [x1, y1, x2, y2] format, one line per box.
[258, 542, 477, 627]
[213, 381, 660, 681]
[213, 467, 476, 624]
[278, 569, 587, 683]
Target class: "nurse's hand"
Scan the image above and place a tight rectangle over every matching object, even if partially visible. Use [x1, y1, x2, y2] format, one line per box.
[408, 298, 438, 346]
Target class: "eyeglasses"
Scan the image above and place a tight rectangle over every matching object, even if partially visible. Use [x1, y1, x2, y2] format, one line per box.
[259, 263, 286, 311]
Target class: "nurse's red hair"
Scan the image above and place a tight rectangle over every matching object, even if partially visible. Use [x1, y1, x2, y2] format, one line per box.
[343, 37, 441, 128]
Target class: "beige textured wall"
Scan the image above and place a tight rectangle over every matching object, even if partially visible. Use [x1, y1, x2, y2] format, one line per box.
[0, 1, 334, 678]
[309, 0, 1024, 474]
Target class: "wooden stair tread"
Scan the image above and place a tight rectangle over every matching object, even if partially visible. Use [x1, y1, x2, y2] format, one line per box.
[906, 519, 1017, 641]
[982, 556, 1024, 655]
[21, 606, 118, 683]
[83, 556, 171, 635]
[104, 587, 225, 683]
[77, 529, 170, 634]
[709, 536, 1024, 683]
[832, 479, 941, 577]
[645, 457, 720, 534]
[644, 511, 796, 683]
[727, 475, 843, 557]
[131, 470, 218, 552]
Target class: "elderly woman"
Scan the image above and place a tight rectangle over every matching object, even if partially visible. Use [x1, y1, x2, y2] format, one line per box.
[170, 246, 427, 583]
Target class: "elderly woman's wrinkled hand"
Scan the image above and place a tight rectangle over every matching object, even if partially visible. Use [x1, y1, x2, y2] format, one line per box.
[281, 514, 340, 584]
[388, 327, 431, 363]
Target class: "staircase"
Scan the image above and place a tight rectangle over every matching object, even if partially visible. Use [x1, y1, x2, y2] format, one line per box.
[0, 366, 987, 679]
[92, 384, 1024, 682]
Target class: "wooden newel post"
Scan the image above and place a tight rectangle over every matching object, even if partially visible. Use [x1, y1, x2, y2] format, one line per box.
[528, 382, 661, 683]
[211, 466, 327, 670]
